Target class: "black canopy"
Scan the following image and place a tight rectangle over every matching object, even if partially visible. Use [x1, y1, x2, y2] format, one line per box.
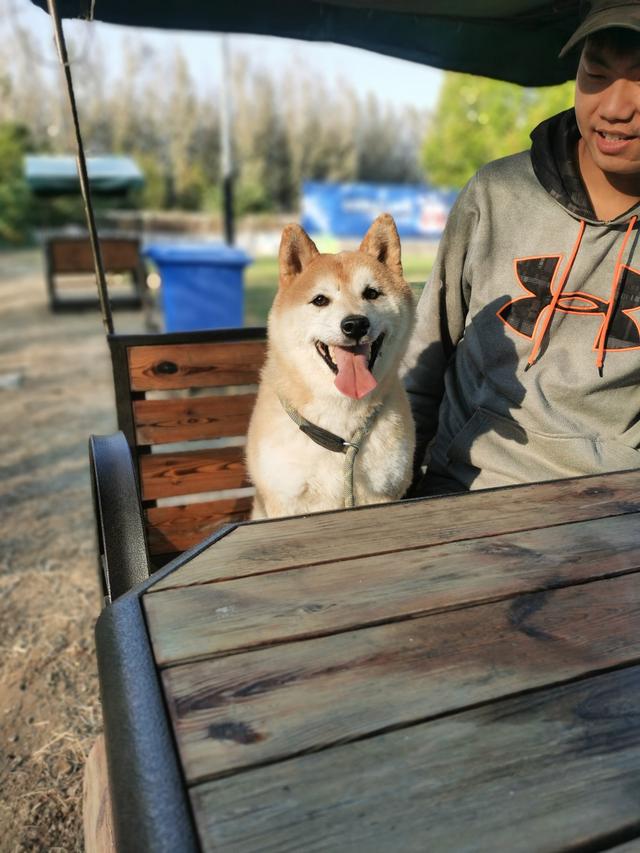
[31, 0, 582, 87]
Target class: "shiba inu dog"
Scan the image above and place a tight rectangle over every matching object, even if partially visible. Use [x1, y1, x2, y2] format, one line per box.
[246, 213, 415, 519]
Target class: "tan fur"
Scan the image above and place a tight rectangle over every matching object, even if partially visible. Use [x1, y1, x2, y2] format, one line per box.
[246, 214, 415, 519]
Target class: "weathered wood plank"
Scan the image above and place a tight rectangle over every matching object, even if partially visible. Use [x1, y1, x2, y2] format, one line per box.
[162, 573, 640, 782]
[190, 665, 640, 853]
[150, 469, 640, 590]
[133, 394, 256, 445]
[146, 497, 253, 555]
[139, 447, 249, 500]
[82, 735, 116, 853]
[144, 511, 640, 664]
[128, 341, 265, 392]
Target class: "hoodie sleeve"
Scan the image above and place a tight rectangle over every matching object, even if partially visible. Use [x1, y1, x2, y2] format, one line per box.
[403, 173, 480, 473]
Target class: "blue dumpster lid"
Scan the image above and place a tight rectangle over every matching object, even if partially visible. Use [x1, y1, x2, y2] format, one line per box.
[144, 242, 252, 266]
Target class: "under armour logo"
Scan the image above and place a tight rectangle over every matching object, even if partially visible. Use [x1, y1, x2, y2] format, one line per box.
[497, 256, 640, 351]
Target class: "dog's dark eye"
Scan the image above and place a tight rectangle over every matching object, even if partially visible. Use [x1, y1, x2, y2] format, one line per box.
[363, 286, 382, 301]
[311, 294, 330, 307]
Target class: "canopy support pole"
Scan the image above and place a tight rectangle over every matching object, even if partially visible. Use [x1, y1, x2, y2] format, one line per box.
[219, 35, 235, 246]
[46, 0, 115, 336]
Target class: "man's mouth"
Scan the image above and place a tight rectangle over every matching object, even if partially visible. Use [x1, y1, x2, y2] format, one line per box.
[314, 334, 385, 399]
[314, 333, 385, 375]
[595, 130, 637, 155]
[598, 131, 635, 141]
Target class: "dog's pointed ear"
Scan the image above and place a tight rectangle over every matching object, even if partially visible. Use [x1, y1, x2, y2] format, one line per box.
[359, 213, 403, 278]
[279, 224, 319, 286]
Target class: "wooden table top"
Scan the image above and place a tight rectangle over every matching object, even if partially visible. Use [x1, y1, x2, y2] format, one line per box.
[141, 470, 640, 852]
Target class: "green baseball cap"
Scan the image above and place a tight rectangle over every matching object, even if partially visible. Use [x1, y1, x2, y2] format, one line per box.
[559, 0, 640, 57]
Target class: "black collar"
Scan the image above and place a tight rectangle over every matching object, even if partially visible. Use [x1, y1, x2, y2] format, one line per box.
[296, 420, 352, 454]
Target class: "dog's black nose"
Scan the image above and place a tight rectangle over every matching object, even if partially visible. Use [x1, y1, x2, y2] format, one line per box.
[341, 315, 370, 340]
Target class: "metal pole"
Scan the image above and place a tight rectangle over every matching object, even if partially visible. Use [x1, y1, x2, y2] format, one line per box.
[46, 0, 114, 335]
[219, 34, 235, 246]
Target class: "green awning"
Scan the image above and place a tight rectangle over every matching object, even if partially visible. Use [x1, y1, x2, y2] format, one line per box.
[24, 155, 144, 196]
[30, 1, 581, 87]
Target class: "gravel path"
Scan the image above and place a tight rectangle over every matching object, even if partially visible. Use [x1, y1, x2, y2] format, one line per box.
[0, 249, 144, 851]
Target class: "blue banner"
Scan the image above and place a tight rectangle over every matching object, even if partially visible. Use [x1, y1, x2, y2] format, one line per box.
[301, 181, 457, 239]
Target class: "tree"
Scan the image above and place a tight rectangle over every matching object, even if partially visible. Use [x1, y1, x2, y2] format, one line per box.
[283, 74, 358, 187]
[0, 22, 433, 224]
[355, 94, 427, 184]
[231, 55, 295, 214]
[0, 123, 33, 244]
[422, 73, 574, 189]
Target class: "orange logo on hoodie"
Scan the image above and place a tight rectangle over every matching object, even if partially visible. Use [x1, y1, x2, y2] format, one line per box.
[497, 255, 640, 352]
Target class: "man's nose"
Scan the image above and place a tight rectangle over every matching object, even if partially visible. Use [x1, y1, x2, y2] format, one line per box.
[599, 79, 637, 124]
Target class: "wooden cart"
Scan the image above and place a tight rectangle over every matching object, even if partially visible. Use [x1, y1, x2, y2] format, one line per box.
[35, 1, 637, 851]
[86, 467, 640, 852]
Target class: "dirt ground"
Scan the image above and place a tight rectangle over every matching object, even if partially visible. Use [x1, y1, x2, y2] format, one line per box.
[0, 250, 148, 851]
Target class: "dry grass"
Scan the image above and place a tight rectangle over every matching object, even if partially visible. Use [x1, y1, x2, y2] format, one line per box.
[0, 249, 146, 851]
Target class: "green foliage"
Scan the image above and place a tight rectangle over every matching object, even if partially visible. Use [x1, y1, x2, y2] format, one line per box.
[2, 26, 433, 222]
[0, 123, 33, 245]
[2, 25, 577, 227]
[174, 162, 210, 212]
[34, 195, 88, 230]
[422, 75, 574, 189]
[202, 184, 223, 214]
[236, 170, 271, 215]
[0, 119, 145, 244]
[131, 152, 167, 210]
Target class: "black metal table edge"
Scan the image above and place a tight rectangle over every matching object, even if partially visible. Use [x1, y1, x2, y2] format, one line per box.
[95, 524, 237, 852]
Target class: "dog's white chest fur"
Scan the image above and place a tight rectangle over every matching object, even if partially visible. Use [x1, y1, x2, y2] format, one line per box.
[248, 387, 414, 518]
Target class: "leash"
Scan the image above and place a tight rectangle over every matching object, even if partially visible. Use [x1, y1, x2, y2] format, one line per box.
[279, 398, 383, 508]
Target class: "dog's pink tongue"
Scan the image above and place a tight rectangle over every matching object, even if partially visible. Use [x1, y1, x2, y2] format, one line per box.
[333, 345, 377, 399]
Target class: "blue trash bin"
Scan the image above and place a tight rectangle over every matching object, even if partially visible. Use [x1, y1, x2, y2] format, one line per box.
[144, 243, 252, 332]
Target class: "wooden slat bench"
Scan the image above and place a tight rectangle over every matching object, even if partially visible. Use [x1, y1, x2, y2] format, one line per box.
[106, 328, 266, 569]
[44, 233, 147, 311]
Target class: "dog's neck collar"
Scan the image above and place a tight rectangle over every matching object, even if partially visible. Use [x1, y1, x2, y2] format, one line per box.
[279, 396, 383, 508]
[279, 398, 359, 453]
[279, 397, 382, 454]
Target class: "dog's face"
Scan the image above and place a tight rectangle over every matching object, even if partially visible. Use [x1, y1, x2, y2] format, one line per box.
[269, 214, 414, 400]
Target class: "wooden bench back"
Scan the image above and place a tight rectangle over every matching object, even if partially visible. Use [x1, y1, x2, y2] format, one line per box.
[49, 236, 142, 274]
[44, 235, 147, 311]
[109, 329, 266, 565]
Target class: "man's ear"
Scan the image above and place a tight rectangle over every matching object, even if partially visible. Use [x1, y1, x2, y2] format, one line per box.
[359, 213, 403, 278]
[279, 224, 319, 286]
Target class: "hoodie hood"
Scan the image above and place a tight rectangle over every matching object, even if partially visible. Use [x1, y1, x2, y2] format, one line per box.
[530, 108, 640, 225]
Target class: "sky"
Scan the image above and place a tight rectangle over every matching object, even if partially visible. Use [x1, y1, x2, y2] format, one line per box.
[4, 0, 443, 111]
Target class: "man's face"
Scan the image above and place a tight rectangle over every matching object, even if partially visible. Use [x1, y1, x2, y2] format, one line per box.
[575, 36, 640, 181]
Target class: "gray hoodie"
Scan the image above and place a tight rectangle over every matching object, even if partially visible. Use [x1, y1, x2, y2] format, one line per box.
[405, 108, 640, 490]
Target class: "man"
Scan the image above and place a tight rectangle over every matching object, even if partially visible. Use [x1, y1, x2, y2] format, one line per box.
[405, 0, 640, 496]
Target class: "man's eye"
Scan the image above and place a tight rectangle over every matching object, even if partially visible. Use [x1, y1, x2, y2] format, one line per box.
[311, 294, 330, 307]
[582, 63, 606, 79]
[363, 286, 382, 300]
